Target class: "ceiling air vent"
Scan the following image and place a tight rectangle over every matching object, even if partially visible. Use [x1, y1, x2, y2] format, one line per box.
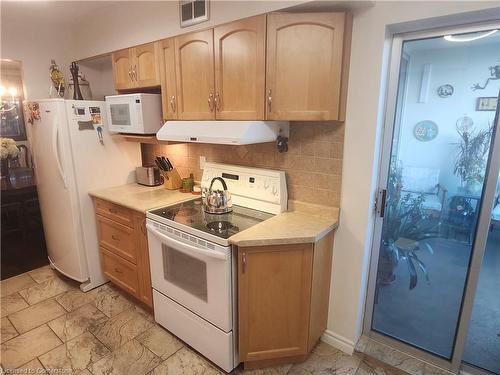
[180, 0, 209, 28]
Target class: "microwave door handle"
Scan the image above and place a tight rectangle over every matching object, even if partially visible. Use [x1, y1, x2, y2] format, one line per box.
[146, 224, 227, 261]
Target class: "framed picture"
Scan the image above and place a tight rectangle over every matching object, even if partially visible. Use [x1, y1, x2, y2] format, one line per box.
[414, 120, 439, 142]
[179, 0, 209, 28]
[476, 97, 498, 111]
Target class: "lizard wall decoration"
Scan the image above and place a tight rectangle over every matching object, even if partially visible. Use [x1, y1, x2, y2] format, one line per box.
[472, 62, 500, 91]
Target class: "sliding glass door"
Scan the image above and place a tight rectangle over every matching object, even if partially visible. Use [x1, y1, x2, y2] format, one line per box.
[463, 172, 500, 374]
[365, 23, 500, 373]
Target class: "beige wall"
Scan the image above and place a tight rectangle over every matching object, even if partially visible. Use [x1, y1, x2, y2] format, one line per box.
[1, 10, 74, 99]
[142, 122, 344, 206]
[71, 0, 311, 60]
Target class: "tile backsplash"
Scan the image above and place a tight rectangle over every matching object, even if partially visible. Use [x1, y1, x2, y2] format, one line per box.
[141, 122, 344, 206]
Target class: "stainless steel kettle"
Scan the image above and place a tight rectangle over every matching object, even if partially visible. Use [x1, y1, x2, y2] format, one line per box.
[203, 177, 232, 214]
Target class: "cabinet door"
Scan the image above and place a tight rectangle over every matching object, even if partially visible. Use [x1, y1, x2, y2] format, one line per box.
[266, 13, 349, 121]
[112, 49, 134, 90]
[132, 42, 161, 88]
[174, 30, 215, 120]
[238, 244, 313, 362]
[214, 15, 266, 120]
[134, 213, 153, 308]
[160, 38, 178, 120]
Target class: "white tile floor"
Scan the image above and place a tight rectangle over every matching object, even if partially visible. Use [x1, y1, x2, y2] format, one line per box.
[1, 265, 405, 375]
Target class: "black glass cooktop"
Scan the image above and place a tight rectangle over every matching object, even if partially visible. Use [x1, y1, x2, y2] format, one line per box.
[149, 199, 274, 239]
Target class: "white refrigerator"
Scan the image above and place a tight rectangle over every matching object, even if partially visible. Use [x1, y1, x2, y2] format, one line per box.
[25, 99, 140, 291]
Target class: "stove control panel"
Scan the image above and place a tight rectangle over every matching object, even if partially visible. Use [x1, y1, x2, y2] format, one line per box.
[201, 162, 287, 214]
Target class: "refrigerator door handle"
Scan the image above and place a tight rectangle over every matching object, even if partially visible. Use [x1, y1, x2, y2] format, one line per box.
[52, 116, 67, 189]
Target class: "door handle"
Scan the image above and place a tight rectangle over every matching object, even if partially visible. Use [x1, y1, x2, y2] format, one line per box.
[208, 93, 214, 111]
[169, 96, 176, 112]
[267, 89, 272, 112]
[52, 118, 67, 189]
[379, 189, 387, 218]
[214, 92, 221, 111]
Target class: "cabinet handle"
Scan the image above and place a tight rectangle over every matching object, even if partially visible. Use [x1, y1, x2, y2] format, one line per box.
[112, 235, 120, 241]
[242, 252, 247, 274]
[208, 93, 214, 111]
[128, 68, 133, 81]
[169, 96, 176, 112]
[214, 92, 221, 111]
[109, 208, 117, 214]
[267, 89, 272, 112]
[132, 65, 137, 81]
[114, 267, 123, 274]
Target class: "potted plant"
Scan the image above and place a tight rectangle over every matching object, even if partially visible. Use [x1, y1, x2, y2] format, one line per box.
[378, 161, 440, 290]
[1, 137, 20, 180]
[454, 123, 493, 194]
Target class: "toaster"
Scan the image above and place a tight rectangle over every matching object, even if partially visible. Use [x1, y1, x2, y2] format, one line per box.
[136, 166, 163, 186]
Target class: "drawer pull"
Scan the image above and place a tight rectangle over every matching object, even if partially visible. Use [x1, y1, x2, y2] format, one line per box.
[111, 235, 120, 241]
[114, 267, 123, 274]
[109, 208, 117, 213]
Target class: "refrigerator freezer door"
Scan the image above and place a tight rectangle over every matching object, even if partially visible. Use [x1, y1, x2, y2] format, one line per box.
[27, 100, 89, 282]
[65, 100, 140, 290]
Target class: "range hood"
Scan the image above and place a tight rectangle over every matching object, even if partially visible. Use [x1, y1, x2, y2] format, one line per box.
[156, 121, 289, 145]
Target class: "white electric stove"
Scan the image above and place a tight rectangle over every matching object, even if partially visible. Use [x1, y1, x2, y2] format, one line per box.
[146, 162, 287, 372]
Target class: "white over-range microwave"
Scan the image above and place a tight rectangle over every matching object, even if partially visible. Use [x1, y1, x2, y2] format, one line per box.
[105, 93, 162, 134]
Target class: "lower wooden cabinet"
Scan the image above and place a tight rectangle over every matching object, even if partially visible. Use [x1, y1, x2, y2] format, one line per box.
[94, 198, 153, 308]
[238, 231, 334, 367]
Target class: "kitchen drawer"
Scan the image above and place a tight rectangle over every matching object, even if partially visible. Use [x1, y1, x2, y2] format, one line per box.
[100, 247, 139, 296]
[97, 215, 137, 264]
[95, 198, 135, 228]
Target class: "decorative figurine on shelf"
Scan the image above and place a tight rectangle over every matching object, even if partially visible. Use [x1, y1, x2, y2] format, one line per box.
[49, 59, 65, 98]
[472, 60, 500, 91]
[69, 62, 84, 100]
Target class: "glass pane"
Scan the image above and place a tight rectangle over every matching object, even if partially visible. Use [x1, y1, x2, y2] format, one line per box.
[162, 244, 207, 301]
[463, 172, 500, 374]
[109, 104, 130, 126]
[371, 29, 500, 359]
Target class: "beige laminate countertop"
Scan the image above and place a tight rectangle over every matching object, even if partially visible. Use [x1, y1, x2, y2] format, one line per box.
[228, 201, 339, 247]
[89, 184, 339, 246]
[89, 183, 198, 213]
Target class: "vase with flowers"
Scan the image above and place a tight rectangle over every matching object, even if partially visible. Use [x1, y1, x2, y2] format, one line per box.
[1, 137, 20, 180]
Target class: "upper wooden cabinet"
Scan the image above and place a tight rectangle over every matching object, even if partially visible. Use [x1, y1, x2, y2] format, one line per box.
[112, 49, 134, 90]
[159, 38, 178, 120]
[112, 42, 161, 91]
[174, 30, 215, 120]
[266, 13, 352, 121]
[214, 15, 266, 120]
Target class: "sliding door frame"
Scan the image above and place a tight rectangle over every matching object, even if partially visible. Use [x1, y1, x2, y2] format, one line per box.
[363, 21, 500, 374]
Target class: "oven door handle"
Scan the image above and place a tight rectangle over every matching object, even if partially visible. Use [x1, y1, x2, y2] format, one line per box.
[146, 224, 228, 261]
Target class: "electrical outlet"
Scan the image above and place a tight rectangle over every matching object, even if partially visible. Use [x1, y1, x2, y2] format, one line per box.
[199, 156, 206, 169]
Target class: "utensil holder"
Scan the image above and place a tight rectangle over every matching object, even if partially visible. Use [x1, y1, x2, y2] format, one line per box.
[161, 169, 183, 190]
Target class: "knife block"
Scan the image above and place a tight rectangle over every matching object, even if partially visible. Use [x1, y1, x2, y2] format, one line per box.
[161, 169, 183, 190]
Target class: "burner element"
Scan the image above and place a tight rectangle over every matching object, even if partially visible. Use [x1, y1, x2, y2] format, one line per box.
[206, 221, 234, 232]
[175, 207, 198, 217]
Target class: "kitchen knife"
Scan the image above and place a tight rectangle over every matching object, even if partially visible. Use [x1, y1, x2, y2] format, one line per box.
[156, 157, 167, 171]
[166, 158, 174, 171]
[161, 156, 172, 171]
[154, 159, 164, 171]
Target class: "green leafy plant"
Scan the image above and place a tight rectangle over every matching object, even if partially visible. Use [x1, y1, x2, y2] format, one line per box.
[379, 161, 441, 290]
[454, 123, 493, 192]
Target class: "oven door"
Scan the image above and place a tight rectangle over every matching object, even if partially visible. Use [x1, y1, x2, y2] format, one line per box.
[146, 220, 232, 331]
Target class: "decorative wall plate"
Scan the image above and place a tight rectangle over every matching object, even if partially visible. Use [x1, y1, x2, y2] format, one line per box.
[456, 116, 474, 133]
[437, 84, 454, 98]
[414, 120, 438, 142]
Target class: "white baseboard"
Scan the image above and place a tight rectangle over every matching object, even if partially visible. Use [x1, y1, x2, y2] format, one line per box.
[321, 330, 355, 355]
